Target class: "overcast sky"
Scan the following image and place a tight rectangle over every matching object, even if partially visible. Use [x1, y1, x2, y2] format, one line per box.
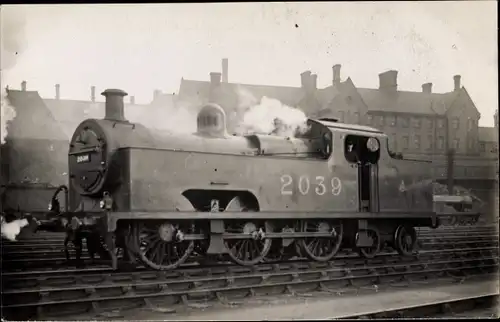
[1, 2, 498, 126]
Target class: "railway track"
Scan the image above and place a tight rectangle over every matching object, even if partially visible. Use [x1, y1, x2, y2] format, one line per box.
[1, 224, 498, 320]
[1, 245, 498, 320]
[1, 226, 497, 271]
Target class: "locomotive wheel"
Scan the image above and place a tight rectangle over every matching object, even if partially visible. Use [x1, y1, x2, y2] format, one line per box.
[298, 220, 343, 262]
[356, 229, 380, 259]
[133, 221, 194, 271]
[393, 225, 417, 256]
[223, 196, 272, 266]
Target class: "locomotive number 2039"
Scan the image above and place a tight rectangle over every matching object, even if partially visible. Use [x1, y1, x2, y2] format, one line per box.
[280, 175, 342, 196]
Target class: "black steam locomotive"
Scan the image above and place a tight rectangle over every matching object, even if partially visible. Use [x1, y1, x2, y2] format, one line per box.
[46, 88, 440, 271]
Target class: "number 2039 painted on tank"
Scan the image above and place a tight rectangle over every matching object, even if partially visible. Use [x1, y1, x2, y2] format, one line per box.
[280, 175, 342, 196]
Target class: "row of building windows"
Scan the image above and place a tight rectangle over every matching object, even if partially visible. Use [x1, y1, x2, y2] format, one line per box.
[336, 110, 478, 133]
[343, 113, 478, 131]
[388, 135, 475, 152]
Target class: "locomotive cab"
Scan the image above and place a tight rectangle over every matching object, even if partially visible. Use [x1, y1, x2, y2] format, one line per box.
[344, 135, 381, 212]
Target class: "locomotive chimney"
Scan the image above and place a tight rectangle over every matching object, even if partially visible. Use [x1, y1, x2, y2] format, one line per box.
[21, 81, 27, 91]
[55, 84, 61, 99]
[101, 88, 128, 122]
[91, 86, 96, 102]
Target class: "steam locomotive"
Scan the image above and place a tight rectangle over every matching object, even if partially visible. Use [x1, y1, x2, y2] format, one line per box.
[47, 88, 440, 271]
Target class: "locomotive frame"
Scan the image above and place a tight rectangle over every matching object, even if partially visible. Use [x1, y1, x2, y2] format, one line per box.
[47, 88, 441, 271]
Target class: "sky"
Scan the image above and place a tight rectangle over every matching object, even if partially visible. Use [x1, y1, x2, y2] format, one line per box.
[1, 2, 498, 126]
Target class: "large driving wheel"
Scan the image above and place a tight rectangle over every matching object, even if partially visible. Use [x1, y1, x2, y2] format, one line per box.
[132, 221, 194, 270]
[298, 220, 343, 262]
[223, 196, 272, 266]
[393, 225, 417, 256]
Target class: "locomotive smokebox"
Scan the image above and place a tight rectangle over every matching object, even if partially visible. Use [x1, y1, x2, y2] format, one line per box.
[101, 88, 128, 122]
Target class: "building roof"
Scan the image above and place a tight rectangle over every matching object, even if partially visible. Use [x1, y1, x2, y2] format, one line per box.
[178, 79, 306, 108]
[356, 88, 459, 115]
[44, 95, 179, 136]
[5, 90, 67, 140]
[478, 126, 498, 143]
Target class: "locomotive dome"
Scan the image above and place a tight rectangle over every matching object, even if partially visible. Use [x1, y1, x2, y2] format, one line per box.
[196, 103, 228, 138]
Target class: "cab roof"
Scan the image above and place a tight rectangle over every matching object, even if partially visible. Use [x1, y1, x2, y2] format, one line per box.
[313, 118, 384, 135]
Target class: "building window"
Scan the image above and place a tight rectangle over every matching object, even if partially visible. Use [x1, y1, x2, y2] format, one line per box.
[427, 118, 434, 129]
[467, 119, 475, 131]
[453, 138, 460, 150]
[437, 119, 444, 129]
[367, 115, 373, 125]
[412, 118, 421, 128]
[399, 116, 409, 128]
[390, 133, 397, 151]
[467, 138, 475, 151]
[353, 112, 359, 123]
[339, 111, 345, 122]
[480, 142, 486, 152]
[387, 115, 396, 126]
[451, 118, 459, 129]
[437, 136, 444, 150]
[427, 135, 433, 151]
[414, 135, 421, 150]
[402, 136, 409, 150]
[379, 116, 385, 126]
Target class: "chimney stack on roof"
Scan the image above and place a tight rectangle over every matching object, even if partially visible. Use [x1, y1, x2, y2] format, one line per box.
[130, 96, 135, 104]
[300, 71, 312, 89]
[311, 74, 318, 90]
[91, 86, 96, 102]
[494, 109, 498, 129]
[453, 75, 461, 92]
[379, 70, 398, 92]
[332, 64, 341, 85]
[55, 84, 61, 99]
[153, 89, 161, 100]
[102, 88, 128, 122]
[210, 72, 222, 87]
[222, 58, 229, 83]
[21, 81, 26, 91]
[422, 82, 433, 94]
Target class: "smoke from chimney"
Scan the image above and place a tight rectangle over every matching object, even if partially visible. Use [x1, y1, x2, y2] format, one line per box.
[222, 58, 229, 83]
[1, 87, 17, 144]
[101, 88, 128, 122]
[55, 84, 60, 99]
[454, 75, 461, 91]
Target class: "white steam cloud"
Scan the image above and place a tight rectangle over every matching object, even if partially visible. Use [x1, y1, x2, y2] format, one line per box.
[1, 7, 26, 144]
[233, 87, 310, 137]
[1, 88, 16, 144]
[1, 216, 29, 241]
